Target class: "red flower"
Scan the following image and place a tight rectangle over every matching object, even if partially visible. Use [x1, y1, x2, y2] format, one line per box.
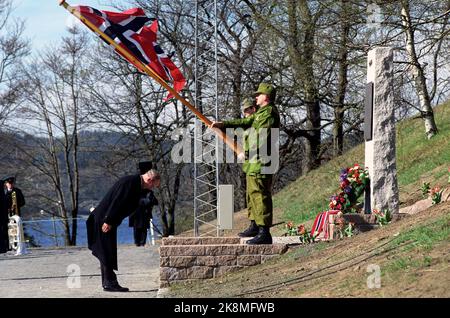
[340, 180, 350, 188]
[430, 186, 441, 196]
[297, 224, 306, 235]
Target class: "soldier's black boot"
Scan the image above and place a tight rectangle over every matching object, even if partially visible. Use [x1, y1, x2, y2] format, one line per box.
[238, 220, 259, 237]
[246, 226, 272, 245]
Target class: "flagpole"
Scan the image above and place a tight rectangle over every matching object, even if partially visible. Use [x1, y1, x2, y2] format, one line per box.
[58, 0, 242, 156]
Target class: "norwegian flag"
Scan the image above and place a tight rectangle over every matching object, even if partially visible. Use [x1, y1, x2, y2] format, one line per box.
[134, 20, 186, 100]
[311, 210, 339, 240]
[75, 5, 186, 99]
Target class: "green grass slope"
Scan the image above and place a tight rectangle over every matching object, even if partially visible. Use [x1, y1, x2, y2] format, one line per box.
[168, 201, 449, 298]
[274, 101, 450, 227]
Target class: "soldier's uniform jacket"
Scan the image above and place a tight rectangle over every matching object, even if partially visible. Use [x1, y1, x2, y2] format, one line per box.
[223, 103, 280, 176]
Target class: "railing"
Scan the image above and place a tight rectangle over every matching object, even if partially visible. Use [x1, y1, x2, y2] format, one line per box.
[21, 216, 160, 248]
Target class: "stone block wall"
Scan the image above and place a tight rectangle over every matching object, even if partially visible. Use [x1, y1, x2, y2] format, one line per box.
[159, 237, 288, 288]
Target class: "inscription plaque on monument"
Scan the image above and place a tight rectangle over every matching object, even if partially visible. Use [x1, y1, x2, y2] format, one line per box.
[364, 82, 374, 141]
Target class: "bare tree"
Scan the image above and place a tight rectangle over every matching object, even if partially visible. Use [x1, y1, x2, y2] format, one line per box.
[15, 27, 91, 245]
[0, 0, 29, 125]
[85, 29, 192, 235]
[242, 0, 331, 172]
[378, 0, 449, 137]
[400, 0, 441, 139]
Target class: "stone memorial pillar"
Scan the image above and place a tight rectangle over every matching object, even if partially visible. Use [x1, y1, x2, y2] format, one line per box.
[364, 47, 399, 214]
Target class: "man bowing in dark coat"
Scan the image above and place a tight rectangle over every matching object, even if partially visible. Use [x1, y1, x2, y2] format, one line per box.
[87, 169, 161, 292]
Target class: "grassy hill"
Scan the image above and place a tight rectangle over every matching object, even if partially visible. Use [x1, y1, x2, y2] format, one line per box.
[273, 101, 450, 229]
[169, 100, 450, 297]
[169, 202, 449, 297]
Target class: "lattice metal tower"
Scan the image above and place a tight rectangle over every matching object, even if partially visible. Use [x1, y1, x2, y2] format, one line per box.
[193, 0, 220, 236]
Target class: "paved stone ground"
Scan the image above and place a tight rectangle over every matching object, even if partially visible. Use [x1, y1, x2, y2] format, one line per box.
[0, 245, 160, 298]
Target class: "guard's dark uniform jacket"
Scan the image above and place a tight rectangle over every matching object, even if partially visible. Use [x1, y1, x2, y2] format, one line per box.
[86, 175, 143, 270]
[5, 187, 25, 217]
[0, 180, 9, 254]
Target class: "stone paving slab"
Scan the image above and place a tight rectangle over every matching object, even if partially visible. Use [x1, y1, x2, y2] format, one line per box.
[0, 245, 160, 298]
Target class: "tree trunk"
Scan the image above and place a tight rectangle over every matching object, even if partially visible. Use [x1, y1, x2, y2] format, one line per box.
[401, 0, 438, 139]
[299, 1, 321, 171]
[42, 103, 71, 246]
[69, 90, 80, 246]
[333, 0, 350, 156]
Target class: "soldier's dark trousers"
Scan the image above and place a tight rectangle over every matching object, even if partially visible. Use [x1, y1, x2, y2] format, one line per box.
[133, 227, 147, 246]
[100, 262, 117, 287]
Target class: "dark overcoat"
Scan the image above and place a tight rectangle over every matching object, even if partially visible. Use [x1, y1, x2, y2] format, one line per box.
[0, 180, 10, 253]
[128, 190, 158, 229]
[86, 175, 142, 270]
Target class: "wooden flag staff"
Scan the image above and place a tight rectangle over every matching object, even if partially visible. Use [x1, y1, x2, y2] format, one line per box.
[58, 0, 242, 156]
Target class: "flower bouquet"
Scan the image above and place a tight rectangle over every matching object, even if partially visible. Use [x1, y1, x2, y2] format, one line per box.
[285, 221, 297, 236]
[284, 222, 314, 243]
[372, 209, 391, 226]
[344, 222, 355, 237]
[430, 186, 443, 205]
[297, 224, 314, 243]
[329, 164, 369, 213]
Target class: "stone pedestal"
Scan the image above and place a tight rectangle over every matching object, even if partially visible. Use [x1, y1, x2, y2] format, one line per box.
[365, 47, 399, 214]
[159, 237, 288, 288]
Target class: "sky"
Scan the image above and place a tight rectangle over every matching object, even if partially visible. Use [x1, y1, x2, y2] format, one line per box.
[11, 0, 118, 52]
[7, 1, 122, 134]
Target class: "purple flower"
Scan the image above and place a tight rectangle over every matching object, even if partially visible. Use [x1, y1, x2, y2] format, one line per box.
[344, 186, 352, 194]
[340, 168, 348, 174]
[340, 174, 348, 182]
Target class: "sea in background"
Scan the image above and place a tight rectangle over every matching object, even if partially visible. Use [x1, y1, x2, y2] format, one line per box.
[22, 217, 163, 247]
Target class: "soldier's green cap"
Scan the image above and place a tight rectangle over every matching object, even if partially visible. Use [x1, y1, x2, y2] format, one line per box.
[241, 98, 254, 111]
[253, 82, 276, 99]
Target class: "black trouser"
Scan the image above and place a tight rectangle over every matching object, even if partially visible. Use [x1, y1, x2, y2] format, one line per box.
[100, 262, 117, 287]
[0, 223, 9, 254]
[133, 227, 147, 246]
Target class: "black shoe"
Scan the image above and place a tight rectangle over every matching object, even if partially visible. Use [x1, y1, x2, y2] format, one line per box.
[246, 226, 272, 245]
[103, 284, 129, 292]
[238, 220, 259, 237]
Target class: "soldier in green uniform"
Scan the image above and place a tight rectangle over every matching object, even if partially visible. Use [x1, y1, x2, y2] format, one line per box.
[211, 83, 280, 244]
